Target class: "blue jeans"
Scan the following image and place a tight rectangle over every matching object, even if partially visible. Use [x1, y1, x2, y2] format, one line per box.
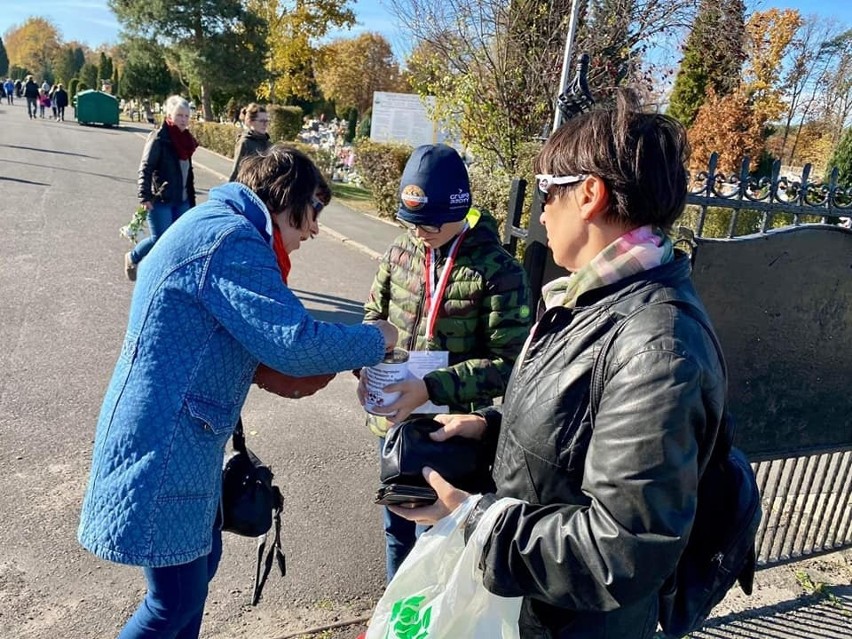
[118, 526, 222, 639]
[379, 438, 426, 582]
[130, 201, 190, 265]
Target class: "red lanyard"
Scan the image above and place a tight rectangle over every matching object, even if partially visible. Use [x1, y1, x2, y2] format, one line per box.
[423, 226, 468, 340]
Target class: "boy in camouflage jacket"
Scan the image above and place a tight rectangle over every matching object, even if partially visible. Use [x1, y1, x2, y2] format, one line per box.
[361, 144, 531, 580]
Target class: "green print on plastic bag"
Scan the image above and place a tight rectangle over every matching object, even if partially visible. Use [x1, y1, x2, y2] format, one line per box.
[386, 595, 432, 639]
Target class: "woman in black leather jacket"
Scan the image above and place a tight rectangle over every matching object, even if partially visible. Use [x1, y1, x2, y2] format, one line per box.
[390, 90, 727, 639]
[125, 95, 198, 281]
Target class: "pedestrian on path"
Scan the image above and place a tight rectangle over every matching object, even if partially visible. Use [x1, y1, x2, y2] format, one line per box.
[78, 144, 399, 639]
[228, 102, 271, 181]
[358, 143, 532, 581]
[3, 78, 13, 104]
[53, 84, 69, 121]
[23, 75, 39, 119]
[125, 95, 198, 280]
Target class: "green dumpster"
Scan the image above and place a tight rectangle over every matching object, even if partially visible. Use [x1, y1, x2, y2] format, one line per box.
[75, 90, 120, 127]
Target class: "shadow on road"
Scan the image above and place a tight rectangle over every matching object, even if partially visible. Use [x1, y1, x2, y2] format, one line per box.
[291, 288, 366, 324]
[0, 175, 50, 186]
[694, 585, 852, 638]
[0, 143, 96, 159]
[0, 158, 136, 184]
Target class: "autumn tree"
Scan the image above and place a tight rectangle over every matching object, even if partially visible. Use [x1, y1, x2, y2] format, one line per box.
[3, 17, 62, 81]
[667, 0, 746, 127]
[687, 8, 801, 173]
[389, 0, 694, 175]
[52, 45, 83, 84]
[316, 33, 403, 115]
[0, 38, 8, 77]
[248, 0, 356, 104]
[109, 0, 270, 120]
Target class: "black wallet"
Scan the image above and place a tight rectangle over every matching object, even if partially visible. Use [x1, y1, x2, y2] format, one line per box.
[375, 484, 438, 506]
[375, 416, 495, 506]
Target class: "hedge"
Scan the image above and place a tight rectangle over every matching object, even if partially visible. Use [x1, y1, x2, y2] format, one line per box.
[268, 105, 303, 144]
[192, 121, 241, 158]
[354, 139, 412, 218]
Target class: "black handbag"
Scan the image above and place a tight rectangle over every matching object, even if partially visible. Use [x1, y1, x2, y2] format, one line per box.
[221, 418, 286, 604]
[376, 416, 495, 505]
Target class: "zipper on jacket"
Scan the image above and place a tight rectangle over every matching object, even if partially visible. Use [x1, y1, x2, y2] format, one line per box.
[408, 248, 430, 351]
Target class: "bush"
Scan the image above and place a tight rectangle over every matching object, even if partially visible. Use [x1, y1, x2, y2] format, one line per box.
[267, 105, 303, 143]
[467, 142, 541, 246]
[354, 139, 412, 218]
[69, 78, 79, 98]
[192, 121, 240, 158]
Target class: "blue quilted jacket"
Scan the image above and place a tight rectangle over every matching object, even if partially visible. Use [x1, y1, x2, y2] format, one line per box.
[78, 183, 384, 567]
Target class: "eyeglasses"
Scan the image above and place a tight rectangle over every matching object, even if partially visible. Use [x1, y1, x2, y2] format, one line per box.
[535, 173, 587, 200]
[311, 196, 325, 216]
[396, 217, 442, 234]
[253, 118, 270, 124]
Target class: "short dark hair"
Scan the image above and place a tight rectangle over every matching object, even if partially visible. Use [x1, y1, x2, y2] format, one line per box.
[244, 103, 266, 122]
[534, 89, 689, 231]
[236, 144, 319, 229]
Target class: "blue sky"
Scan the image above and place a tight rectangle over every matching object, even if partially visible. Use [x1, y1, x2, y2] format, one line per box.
[1, 0, 850, 59]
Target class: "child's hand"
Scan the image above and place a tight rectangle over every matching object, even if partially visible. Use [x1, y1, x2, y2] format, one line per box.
[382, 379, 430, 424]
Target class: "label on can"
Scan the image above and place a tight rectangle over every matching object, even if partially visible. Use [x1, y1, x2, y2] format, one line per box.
[363, 348, 409, 416]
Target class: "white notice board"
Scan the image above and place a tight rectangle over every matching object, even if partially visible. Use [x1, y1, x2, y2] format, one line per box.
[370, 92, 448, 147]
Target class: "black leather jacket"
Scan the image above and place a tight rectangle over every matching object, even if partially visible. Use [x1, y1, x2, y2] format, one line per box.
[137, 125, 195, 207]
[468, 254, 726, 638]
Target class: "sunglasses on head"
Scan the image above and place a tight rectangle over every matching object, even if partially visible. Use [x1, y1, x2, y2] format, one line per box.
[535, 173, 587, 200]
[396, 216, 442, 234]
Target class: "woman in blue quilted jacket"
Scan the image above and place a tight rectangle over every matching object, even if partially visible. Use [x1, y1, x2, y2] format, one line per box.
[78, 145, 397, 639]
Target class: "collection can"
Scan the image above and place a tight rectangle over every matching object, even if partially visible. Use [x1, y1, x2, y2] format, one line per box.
[363, 348, 410, 416]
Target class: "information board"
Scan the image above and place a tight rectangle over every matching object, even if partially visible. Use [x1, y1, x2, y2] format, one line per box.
[370, 92, 448, 147]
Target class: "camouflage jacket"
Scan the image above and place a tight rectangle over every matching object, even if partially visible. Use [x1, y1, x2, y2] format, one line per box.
[364, 209, 531, 413]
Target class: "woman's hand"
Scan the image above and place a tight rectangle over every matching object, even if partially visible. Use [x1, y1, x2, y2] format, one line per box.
[429, 413, 488, 441]
[382, 378, 430, 424]
[141, 201, 153, 211]
[388, 467, 471, 526]
[253, 364, 335, 399]
[365, 319, 398, 353]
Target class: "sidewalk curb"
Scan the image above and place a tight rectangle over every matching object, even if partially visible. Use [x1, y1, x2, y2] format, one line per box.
[131, 133, 383, 261]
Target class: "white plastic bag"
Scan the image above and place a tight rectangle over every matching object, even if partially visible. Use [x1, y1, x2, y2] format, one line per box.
[366, 495, 523, 639]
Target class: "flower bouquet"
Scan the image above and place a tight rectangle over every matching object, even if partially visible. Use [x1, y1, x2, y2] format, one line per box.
[120, 205, 148, 244]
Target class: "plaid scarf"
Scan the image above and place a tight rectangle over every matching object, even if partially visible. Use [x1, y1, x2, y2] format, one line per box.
[543, 225, 674, 309]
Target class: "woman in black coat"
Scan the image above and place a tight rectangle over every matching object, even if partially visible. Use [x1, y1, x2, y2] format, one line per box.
[125, 95, 198, 281]
[228, 103, 272, 181]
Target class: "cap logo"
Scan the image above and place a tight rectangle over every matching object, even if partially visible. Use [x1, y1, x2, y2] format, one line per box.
[449, 189, 471, 207]
[401, 184, 428, 211]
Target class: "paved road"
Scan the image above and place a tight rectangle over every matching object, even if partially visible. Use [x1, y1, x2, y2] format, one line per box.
[0, 103, 402, 638]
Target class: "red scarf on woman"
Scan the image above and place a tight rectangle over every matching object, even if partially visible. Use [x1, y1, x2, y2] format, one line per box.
[165, 121, 198, 160]
[272, 225, 292, 283]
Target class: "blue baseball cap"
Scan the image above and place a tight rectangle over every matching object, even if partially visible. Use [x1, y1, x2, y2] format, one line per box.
[397, 144, 471, 225]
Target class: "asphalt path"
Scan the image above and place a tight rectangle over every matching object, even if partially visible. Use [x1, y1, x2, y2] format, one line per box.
[0, 102, 404, 638]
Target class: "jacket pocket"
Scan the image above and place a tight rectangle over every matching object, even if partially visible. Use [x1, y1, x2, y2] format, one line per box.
[184, 394, 241, 435]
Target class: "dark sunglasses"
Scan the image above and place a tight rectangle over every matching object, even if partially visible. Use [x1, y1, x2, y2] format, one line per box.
[311, 196, 325, 216]
[396, 216, 442, 234]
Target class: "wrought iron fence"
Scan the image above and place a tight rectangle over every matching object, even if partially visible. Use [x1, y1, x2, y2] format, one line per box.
[683, 152, 852, 238]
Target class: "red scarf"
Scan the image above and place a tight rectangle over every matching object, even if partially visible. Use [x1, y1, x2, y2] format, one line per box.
[165, 121, 198, 160]
[272, 225, 291, 283]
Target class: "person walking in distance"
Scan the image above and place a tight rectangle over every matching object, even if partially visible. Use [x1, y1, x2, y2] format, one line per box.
[23, 75, 39, 119]
[125, 95, 198, 281]
[53, 84, 69, 121]
[228, 103, 272, 181]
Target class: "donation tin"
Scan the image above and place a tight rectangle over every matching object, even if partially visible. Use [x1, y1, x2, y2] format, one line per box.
[363, 348, 410, 416]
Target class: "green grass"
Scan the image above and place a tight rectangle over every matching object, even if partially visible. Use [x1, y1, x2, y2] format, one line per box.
[331, 182, 377, 215]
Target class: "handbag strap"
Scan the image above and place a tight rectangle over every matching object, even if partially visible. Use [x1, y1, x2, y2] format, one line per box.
[251, 486, 285, 605]
[232, 417, 248, 455]
[589, 299, 733, 460]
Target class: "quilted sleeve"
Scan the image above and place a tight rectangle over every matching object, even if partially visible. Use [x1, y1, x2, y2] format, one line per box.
[200, 227, 385, 375]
